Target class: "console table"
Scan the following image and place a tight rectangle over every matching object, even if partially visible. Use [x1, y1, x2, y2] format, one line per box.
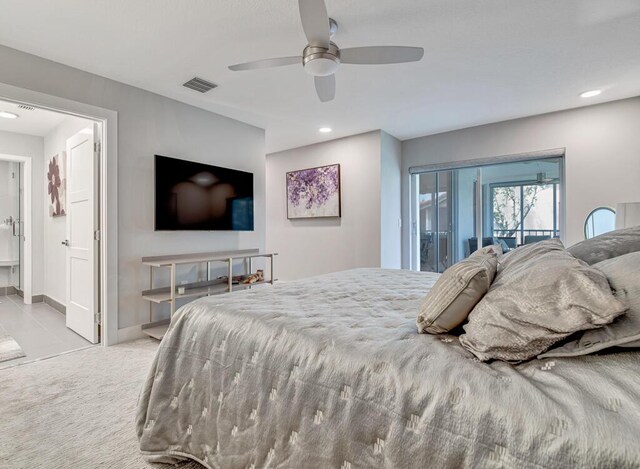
[141, 249, 277, 339]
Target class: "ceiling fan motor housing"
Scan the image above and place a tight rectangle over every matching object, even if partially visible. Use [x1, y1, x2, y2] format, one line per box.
[303, 42, 340, 76]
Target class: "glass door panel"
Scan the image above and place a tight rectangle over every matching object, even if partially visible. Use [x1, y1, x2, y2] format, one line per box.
[0, 161, 20, 291]
[453, 167, 478, 262]
[14, 162, 21, 291]
[435, 171, 451, 273]
[417, 172, 437, 272]
[416, 167, 477, 272]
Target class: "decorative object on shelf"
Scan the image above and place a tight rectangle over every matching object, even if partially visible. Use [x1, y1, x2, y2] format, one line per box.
[241, 270, 264, 284]
[286, 164, 341, 219]
[584, 207, 616, 239]
[47, 151, 66, 217]
[219, 270, 265, 285]
[616, 202, 640, 229]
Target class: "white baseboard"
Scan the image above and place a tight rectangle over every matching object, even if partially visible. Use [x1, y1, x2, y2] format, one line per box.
[117, 324, 146, 344]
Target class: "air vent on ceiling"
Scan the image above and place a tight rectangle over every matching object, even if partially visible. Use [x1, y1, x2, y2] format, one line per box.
[183, 77, 218, 93]
[17, 104, 35, 111]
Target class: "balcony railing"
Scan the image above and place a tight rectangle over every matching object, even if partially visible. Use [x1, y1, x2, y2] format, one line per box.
[493, 229, 558, 238]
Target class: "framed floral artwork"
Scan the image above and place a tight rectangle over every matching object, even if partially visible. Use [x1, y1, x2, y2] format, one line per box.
[47, 151, 66, 217]
[286, 164, 341, 219]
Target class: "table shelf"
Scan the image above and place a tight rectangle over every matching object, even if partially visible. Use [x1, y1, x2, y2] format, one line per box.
[142, 279, 273, 304]
[141, 250, 277, 340]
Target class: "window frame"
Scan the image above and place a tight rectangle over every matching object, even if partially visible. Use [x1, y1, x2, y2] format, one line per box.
[489, 179, 560, 244]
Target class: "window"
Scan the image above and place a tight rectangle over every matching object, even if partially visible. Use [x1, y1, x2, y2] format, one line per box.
[490, 182, 560, 245]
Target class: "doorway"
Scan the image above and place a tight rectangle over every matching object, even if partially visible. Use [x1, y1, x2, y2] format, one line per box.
[0, 98, 104, 366]
[411, 153, 564, 272]
[0, 159, 23, 296]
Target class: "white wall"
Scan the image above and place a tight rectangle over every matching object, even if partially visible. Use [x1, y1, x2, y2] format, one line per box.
[42, 116, 94, 305]
[266, 132, 384, 280]
[380, 131, 402, 268]
[0, 45, 266, 331]
[402, 97, 640, 268]
[0, 129, 44, 294]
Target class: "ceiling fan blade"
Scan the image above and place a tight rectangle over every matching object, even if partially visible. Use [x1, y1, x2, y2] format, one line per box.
[298, 0, 330, 47]
[340, 46, 424, 65]
[314, 75, 335, 102]
[228, 56, 301, 71]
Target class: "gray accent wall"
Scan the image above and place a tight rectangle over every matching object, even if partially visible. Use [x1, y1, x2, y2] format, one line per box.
[266, 131, 402, 280]
[401, 97, 640, 269]
[0, 45, 266, 331]
[380, 131, 402, 269]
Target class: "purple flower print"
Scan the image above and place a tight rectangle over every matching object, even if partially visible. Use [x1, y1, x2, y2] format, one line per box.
[47, 156, 65, 216]
[287, 165, 339, 210]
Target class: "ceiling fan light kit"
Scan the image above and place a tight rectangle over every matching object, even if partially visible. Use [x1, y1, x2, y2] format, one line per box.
[228, 0, 424, 102]
[303, 43, 340, 76]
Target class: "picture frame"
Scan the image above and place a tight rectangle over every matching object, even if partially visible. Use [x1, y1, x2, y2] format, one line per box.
[47, 151, 67, 217]
[286, 163, 341, 219]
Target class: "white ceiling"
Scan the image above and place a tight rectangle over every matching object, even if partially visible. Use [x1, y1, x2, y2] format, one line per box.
[0, 98, 67, 136]
[1, 0, 639, 152]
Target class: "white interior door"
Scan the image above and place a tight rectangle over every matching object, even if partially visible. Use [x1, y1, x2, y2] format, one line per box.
[65, 128, 99, 343]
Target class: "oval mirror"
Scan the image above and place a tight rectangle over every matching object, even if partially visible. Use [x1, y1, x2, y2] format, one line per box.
[584, 207, 616, 239]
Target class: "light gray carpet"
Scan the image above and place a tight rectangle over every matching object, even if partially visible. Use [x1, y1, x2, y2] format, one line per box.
[0, 339, 202, 469]
[0, 334, 25, 362]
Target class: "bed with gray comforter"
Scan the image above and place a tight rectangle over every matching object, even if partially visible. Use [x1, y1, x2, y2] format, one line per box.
[136, 268, 640, 468]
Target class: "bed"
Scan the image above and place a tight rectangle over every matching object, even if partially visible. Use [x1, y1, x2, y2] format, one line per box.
[136, 268, 640, 468]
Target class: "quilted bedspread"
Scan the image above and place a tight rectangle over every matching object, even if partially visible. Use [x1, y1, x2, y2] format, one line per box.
[136, 268, 640, 469]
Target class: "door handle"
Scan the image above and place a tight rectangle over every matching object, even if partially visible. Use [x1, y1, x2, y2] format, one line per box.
[61, 240, 70, 247]
[11, 217, 19, 237]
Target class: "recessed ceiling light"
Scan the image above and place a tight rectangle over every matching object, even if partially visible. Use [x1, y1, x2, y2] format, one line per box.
[580, 89, 601, 98]
[319, 127, 332, 133]
[0, 111, 19, 119]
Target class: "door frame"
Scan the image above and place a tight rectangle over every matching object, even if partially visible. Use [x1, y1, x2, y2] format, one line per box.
[0, 82, 118, 346]
[0, 154, 31, 303]
[408, 149, 566, 271]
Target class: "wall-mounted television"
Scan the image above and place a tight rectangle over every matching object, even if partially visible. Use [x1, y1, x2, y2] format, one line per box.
[154, 155, 254, 231]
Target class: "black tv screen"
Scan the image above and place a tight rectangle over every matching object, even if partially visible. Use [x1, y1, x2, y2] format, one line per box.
[155, 155, 254, 231]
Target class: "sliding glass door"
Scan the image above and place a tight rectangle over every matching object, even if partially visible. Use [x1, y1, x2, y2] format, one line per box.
[416, 171, 449, 273]
[415, 167, 477, 273]
[412, 156, 563, 272]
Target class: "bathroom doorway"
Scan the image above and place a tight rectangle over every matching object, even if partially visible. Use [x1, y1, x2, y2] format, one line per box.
[0, 153, 32, 304]
[0, 160, 22, 296]
[0, 98, 102, 366]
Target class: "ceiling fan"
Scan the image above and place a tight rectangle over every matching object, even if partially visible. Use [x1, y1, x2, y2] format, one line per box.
[228, 0, 424, 102]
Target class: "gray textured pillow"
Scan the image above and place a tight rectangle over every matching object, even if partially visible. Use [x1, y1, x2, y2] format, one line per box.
[539, 251, 640, 358]
[498, 238, 564, 272]
[469, 243, 502, 258]
[567, 225, 640, 265]
[417, 253, 498, 334]
[459, 244, 627, 362]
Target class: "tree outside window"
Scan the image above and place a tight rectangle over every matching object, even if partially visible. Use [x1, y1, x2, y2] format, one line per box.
[492, 184, 555, 244]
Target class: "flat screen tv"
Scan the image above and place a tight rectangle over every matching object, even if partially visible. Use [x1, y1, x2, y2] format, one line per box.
[155, 155, 254, 231]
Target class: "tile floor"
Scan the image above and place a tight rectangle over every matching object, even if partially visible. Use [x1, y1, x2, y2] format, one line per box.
[0, 295, 93, 368]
